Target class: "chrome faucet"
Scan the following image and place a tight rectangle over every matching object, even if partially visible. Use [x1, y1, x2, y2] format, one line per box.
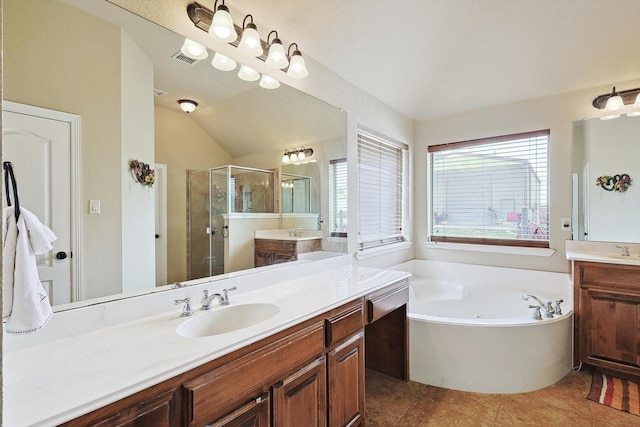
[522, 294, 555, 318]
[174, 297, 193, 317]
[616, 245, 630, 256]
[201, 286, 237, 310]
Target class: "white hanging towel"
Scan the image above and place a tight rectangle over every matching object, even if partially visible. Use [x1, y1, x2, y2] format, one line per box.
[2, 206, 56, 334]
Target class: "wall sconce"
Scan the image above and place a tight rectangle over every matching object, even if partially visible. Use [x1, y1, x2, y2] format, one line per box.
[187, 2, 309, 81]
[282, 147, 313, 163]
[593, 86, 640, 120]
[287, 43, 309, 79]
[178, 99, 198, 113]
[209, 0, 237, 43]
[238, 15, 263, 57]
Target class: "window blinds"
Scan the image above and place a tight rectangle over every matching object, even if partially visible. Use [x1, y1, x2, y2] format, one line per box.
[429, 130, 549, 247]
[329, 158, 348, 235]
[357, 126, 407, 250]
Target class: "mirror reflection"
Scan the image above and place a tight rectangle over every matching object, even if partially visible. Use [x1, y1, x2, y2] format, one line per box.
[2, 0, 347, 308]
[572, 115, 640, 243]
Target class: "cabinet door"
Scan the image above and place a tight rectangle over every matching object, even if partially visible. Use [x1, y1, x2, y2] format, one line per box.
[584, 290, 640, 366]
[89, 389, 175, 427]
[328, 332, 364, 427]
[273, 357, 327, 427]
[208, 392, 270, 427]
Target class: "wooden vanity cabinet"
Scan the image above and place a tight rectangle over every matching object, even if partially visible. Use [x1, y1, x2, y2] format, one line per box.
[254, 238, 322, 267]
[574, 261, 640, 379]
[62, 280, 408, 427]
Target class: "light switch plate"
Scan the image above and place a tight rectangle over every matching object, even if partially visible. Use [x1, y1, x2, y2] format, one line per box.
[89, 200, 101, 214]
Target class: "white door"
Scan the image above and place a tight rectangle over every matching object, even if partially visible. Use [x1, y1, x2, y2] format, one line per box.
[3, 103, 78, 305]
[154, 163, 167, 286]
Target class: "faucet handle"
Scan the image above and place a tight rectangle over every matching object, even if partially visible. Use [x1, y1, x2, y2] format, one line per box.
[554, 299, 564, 315]
[528, 305, 542, 320]
[221, 286, 237, 305]
[174, 297, 193, 317]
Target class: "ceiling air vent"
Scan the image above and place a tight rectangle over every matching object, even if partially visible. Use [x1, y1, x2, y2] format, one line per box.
[172, 51, 200, 66]
[154, 88, 167, 97]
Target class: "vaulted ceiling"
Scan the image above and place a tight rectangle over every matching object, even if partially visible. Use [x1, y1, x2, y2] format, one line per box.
[229, 0, 640, 120]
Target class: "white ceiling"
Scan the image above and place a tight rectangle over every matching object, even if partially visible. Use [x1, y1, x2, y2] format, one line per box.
[229, 0, 640, 120]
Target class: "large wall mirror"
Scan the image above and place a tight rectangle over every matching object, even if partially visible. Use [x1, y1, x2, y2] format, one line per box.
[2, 0, 347, 309]
[572, 115, 640, 243]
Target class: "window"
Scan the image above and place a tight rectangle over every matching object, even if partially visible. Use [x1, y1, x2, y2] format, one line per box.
[329, 158, 348, 237]
[428, 130, 549, 248]
[357, 126, 408, 250]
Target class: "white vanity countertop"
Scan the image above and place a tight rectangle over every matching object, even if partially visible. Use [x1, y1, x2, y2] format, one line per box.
[255, 229, 323, 241]
[565, 240, 640, 266]
[3, 264, 410, 426]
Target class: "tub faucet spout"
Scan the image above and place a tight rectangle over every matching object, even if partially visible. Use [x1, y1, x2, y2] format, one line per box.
[522, 294, 555, 317]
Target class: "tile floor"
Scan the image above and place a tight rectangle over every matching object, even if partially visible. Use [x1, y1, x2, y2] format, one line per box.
[365, 368, 639, 426]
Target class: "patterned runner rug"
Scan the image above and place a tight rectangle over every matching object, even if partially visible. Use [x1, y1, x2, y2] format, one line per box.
[588, 371, 640, 416]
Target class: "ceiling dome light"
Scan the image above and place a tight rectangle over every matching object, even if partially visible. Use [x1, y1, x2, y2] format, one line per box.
[259, 75, 280, 89]
[265, 30, 289, 69]
[605, 87, 624, 111]
[180, 38, 208, 60]
[237, 64, 260, 81]
[238, 15, 263, 57]
[178, 99, 198, 113]
[209, 0, 237, 43]
[211, 52, 236, 71]
[286, 43, 308, 78]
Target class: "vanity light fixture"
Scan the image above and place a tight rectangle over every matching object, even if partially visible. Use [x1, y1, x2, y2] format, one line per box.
[238, 64, 260, 81]
[628, 94, 640, 117]
[212, 52, 237, 71]
[282, 147, 313, 163]
[259, 74, 280, 89]
[209, 0, 237, 43]
[266, 31, 289, 69]
[286, 43, 309, 79]
[178, 99, 198, 113]
[180, 38, 208, 60]
[187, 2, 309, 79]
[592, 86, 640, 120]
[237, 15, 263, 57]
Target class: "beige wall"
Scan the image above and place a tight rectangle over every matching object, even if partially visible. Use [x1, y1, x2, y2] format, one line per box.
[414, 78, 640, 273]
[120, 30, 156, 292]
[154, 106, 233, 283]
[4, 0, 124, 299]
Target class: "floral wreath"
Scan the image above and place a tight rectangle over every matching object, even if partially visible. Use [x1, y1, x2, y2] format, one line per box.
[129, 159, 155, 187]
[596, 174, 631, 193]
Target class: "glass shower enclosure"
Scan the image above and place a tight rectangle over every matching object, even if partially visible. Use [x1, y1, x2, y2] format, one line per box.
[188, 165, 275, 279]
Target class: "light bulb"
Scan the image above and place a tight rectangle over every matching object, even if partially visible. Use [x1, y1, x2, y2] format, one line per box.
[282, 153, 290, 163]
[289, 152, 298, 162]
[605, 87, 624, 111]
[238, 22, 263, 57]
[211, 52, 236, 71]
[237, 65, 260, 82]
[297, 150, 305, 160]
[180, 38, 208, 60]
[209, 4, 237, 43]
[259, 75, 280, 89]
[266, 40, 289, 69]
[287, 52, 308, 79]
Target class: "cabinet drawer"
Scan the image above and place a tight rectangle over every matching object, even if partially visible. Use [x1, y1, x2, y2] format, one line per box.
[183, 322, 324, 426]
[325, 301, 364, 348]
[366, 279, 409, 323]
[577, 261, 640, 292]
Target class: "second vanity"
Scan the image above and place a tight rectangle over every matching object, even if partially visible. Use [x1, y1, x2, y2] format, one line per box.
[567, 241, 640, 381]
[4, 255, 410, 426]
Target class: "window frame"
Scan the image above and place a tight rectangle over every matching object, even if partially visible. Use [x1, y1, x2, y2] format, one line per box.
[428, 129, 550, 249]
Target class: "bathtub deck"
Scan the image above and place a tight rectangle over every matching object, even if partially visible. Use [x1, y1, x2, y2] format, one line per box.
[365, 368, 637, 426]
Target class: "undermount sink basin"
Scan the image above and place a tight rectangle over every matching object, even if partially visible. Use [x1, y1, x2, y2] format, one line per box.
[176, 303, 280, 338]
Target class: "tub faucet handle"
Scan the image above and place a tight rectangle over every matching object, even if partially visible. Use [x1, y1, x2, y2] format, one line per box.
[528, 305, 542, 320]
[554, 299, 564, 316]
[543, 301, 555, 317]
[174, 297, 193, 317]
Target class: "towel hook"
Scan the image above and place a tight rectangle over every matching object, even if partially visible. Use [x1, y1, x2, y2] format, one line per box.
[3, 161, 21, 221]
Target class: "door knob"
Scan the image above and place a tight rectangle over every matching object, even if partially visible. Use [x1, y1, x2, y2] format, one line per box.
[55, 251, 68, 260]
